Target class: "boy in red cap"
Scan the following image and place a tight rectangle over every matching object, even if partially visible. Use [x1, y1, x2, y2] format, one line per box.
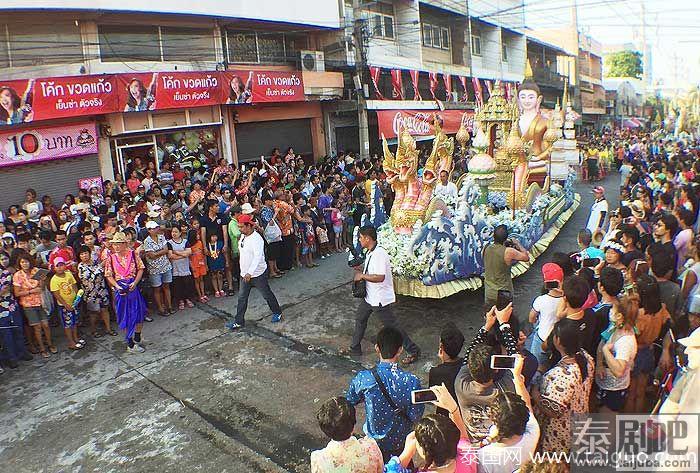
[528, 262, 564, 372]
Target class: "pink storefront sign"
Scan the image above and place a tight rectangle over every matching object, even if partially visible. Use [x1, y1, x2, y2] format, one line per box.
[0, 122, 98, 168]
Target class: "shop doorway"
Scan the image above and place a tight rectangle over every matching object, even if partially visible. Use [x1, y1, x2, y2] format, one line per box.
[112, 137, 157, 180]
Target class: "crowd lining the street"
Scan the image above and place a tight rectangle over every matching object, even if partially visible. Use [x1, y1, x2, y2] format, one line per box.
[2, 128, 700, 472]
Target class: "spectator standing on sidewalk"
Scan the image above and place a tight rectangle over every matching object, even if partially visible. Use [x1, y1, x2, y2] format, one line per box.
[225, 214, 282, 330]
[586, 186, 608, 236]
[340, 226, 421, 365]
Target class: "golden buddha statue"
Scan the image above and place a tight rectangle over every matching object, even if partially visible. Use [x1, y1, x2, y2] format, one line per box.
[513, 79, 554, 189]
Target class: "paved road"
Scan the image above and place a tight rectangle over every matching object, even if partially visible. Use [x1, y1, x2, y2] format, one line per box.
[0, 173, 619, 472]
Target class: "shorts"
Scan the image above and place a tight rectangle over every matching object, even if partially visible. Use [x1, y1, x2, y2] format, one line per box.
[23, 306, 49, 326]
[266, 241, 281, 261]
[59, 306, 79, 328]
[597, 386, 628, 411]
[529, 332, 550, 367]
[632, 345, 655, 376]
[149, 269, 173, 287]
[333, 225, 343, 235]
[85, 296, 110, 312]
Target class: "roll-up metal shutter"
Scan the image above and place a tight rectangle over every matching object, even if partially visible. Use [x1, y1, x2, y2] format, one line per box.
[0, 155, 100, 212]
[235, 119, 313, 162]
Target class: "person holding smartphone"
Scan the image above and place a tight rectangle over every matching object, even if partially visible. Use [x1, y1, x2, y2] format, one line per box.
[482, 225, 529, 308]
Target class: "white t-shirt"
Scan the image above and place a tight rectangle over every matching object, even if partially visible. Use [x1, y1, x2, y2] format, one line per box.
[477, 413, 540, 473]
[532, 294, 562, 341]
[239, 231, 267, 278]
[586, 199, 608, 233]
[364, 246, 395, 307]
[596, 333, 637, 391]
[434, 181, 458, 201]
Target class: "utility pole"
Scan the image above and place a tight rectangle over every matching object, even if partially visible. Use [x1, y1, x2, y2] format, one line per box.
[352, 0, 370, 159]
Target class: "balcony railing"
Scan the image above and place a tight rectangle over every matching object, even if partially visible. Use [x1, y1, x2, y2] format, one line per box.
[532, 67, 566, 89]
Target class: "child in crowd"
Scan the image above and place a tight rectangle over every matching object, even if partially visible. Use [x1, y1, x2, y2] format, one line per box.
[316, 220, 331, 259]
[299, 205, 317, 268]
[50, 257, 84, 350]
[167, 225, 195, 310]
[188, 227, 208, 302]
[330, 199, 343, 252]
[206, 233, 225, 297]
[77, 246, 116, 338]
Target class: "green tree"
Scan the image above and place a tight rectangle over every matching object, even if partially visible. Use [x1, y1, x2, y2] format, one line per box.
[604, 50, 643, 79]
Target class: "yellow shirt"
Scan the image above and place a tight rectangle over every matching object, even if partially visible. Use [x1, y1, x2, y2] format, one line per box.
[50, 272, 77, 307]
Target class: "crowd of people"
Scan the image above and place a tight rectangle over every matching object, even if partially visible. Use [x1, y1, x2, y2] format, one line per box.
[311, 128, 700, 472]
[3, 128, 700, 471]
[0, 147, 389, 368]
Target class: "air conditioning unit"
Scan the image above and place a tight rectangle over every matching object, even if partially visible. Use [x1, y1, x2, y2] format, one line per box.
[300, 50, 325, 72]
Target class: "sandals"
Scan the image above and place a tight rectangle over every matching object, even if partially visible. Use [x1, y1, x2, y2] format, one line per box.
[69, 341, 85, 351]
[92, 331, 104, 339]
[178, 301, 185, 311]
[41, 351, 50, 359]
[199, 296, 208, 303]
[185, 300, 195, 308]
[107, 329, 118, 336]
[48, 346, 58, 354]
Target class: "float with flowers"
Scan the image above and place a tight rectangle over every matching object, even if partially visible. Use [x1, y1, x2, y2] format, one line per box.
[357, 81, 580, 298]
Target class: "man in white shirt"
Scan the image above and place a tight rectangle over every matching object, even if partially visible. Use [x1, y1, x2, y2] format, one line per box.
[586, 186, 608, 235]
[433, 170, 458, 201]
[340, 226, 421, 364]
[225, 214, 282, 330]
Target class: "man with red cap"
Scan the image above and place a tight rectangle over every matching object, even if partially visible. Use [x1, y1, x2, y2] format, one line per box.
[225, 214, 282, 330]
[586, 186, 608, 235]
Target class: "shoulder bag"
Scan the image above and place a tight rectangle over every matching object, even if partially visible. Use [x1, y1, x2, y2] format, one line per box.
[352, 252, 372, 298]
[370, 368, 412, 423]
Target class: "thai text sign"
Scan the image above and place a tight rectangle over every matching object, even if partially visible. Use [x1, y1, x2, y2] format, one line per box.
[0, 70, 305, 126]
[0, 122, 98, 168]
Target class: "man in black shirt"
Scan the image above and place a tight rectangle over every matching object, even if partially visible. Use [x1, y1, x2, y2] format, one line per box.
[619, 225, 645, 266]
[199, 200, 235, 296]
[428, 323, 465, 416]
[352, 176, 368, 226]
[652, 214, 679, 277]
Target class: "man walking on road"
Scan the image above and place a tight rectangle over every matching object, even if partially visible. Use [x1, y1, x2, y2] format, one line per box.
[225, 214, 282, 331]
[340, 226, 421, 365]
[483, 225, 529, 307]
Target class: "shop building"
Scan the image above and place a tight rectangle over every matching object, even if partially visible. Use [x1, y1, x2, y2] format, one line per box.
[0, 2, 343, 209]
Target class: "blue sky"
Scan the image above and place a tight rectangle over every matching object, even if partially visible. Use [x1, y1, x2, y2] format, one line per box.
[518, 0, 700, 91]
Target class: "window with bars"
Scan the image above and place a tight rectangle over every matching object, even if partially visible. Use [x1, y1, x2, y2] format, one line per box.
[225, 30, 308, 64]
[98, 25, 215, 63]
[0, 22, 83, 67]
[422, 23, 450, 50]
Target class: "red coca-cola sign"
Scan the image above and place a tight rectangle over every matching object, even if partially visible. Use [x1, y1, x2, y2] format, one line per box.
[377, 110, 474, 139]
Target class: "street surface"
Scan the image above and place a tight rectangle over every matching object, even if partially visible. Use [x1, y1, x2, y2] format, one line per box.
[0, 173, 618, 473]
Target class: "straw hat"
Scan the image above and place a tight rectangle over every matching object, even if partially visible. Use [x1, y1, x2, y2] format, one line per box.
[110, 232, 128, 243]
[629, 200, 646, 220]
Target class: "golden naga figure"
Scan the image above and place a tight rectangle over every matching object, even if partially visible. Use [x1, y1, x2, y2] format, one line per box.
[382, 116, 453, 233]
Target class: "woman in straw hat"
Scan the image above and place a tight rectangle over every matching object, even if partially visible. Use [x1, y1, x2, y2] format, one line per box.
[104, 231, 148, 353]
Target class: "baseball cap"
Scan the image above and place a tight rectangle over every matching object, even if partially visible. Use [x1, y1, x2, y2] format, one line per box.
[591, 186, 605, 195]
[145, 220, 159, 230]
[542, 263, 564, 283]
[236, 214, 253, 226]
[53, 257, 67, 266]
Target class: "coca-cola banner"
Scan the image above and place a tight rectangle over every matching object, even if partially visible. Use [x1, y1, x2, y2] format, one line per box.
[116, 71, 222, 112]
[377, 110, 474, 139]
[0, 122, 98, 168]
[1, 76, 117, 124]
[222, 70, 304, 104]
[1, 69, 306, 126]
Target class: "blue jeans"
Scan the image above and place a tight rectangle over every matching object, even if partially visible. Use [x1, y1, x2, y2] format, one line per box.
[234, 270, 281, 325]
[0, 312, 28, 362]
[529, 331, 549, 367]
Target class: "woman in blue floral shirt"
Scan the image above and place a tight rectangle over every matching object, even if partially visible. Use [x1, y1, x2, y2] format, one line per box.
[0, 251, 32, 371]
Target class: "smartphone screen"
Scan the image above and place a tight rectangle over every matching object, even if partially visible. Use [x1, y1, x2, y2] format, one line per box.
[496, 290, 513, 310]
[582, 258, 598, 268]
[491, 355, 517, 370]
[411, 389, 437, 404]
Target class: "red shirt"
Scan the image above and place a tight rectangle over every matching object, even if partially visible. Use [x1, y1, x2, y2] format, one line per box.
[49, 246, 76, 271]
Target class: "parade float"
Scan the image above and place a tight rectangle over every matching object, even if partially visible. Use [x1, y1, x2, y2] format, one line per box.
[357, 80, 581, 298]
